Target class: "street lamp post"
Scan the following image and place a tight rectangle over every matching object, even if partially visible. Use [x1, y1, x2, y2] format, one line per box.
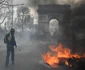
[12, 0, 13, 27]
[11, 0, 24, 28]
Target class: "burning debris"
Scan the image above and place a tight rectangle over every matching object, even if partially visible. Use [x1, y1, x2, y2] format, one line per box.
[42, 44, 85, 68]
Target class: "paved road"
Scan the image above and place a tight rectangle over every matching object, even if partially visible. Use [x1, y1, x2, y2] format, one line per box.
[0, 39, 75, 70]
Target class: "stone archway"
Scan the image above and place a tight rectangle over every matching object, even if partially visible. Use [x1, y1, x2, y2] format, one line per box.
[37, 4, 71, 41]
[37, 4, 71, 34]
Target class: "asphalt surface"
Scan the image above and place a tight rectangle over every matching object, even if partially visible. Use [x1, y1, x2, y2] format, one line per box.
[0, 39, 75, 70]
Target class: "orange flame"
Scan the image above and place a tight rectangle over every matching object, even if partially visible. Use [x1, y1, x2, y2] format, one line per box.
[42, 44, 85, 68]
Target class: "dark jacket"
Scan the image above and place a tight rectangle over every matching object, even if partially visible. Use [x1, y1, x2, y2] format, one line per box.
[4, 33, 16, 46]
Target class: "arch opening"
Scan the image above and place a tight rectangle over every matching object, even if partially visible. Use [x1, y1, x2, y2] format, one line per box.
[49, 19, 59, 36]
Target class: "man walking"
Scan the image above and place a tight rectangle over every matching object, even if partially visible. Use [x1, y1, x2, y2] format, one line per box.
[4, 28, 17, 67]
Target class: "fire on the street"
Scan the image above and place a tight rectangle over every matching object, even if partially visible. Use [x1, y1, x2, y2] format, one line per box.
[42, 44, 85, 68]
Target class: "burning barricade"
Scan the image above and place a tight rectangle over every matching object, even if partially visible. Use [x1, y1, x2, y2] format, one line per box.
[42, 44, 85, 69]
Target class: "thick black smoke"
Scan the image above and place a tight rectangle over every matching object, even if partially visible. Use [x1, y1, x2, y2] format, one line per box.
[70, 1, 85, 53]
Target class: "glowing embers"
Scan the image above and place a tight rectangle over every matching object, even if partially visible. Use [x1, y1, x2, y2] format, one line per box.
[42, 44, 85, 68]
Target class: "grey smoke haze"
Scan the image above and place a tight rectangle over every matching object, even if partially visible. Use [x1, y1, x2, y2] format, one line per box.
[13, 0, 83, 7]
[13, 0, 85, 24]
[13, 0, 84, 14]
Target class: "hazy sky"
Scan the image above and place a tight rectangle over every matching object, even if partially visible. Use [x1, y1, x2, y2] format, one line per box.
[13, 0, 82, 6]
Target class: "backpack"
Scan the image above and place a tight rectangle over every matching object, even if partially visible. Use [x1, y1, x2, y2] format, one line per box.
[4, 33, 11, 44]
[4, 34, 7, 44]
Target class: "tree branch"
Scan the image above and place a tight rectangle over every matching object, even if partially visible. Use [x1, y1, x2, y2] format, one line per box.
[0, 0, 5, 4]
[0, 12, 9, 24]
